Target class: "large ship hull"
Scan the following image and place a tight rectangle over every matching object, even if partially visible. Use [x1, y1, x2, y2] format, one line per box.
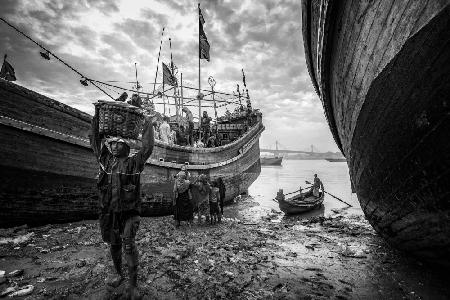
[0, 80, 263, 227]
[302, 0, 450, 263]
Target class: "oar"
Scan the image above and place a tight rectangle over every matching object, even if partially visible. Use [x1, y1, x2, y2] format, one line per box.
[305, 181, 352, 207]
[272, 185, 313, 203]
[284, 185, 313, 196]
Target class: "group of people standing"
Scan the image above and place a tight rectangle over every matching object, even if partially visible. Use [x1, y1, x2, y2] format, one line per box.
[153, 116, 188, 146]
[173, 166, 226, 226]
[152, 110, 221, 148]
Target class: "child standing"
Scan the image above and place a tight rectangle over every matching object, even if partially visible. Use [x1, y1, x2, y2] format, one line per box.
[210, 181, 221, 224]
[194, 174, 211, 224]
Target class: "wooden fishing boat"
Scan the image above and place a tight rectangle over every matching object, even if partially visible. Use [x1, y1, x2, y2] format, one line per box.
[260, 156, 283, 166]
[302, 0, 450, 262]
[261, 140, 283, 165]
[0, 79, 264, 227]
[276, 189, 324, 215]
[325, 158, 346, 162]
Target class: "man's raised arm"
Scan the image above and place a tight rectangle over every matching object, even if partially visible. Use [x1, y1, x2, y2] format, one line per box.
[89, 106, 102, 160]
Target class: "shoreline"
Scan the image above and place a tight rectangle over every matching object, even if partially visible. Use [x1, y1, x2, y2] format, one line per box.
[0, 196, 448, 299]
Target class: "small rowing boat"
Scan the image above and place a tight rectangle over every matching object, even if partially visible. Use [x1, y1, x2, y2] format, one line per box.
[275, 188, 324, 215]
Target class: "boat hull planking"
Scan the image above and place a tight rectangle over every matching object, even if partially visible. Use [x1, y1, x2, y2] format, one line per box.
[302, 0, 450, 262]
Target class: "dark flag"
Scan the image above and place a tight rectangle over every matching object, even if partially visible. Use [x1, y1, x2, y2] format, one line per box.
[199, 7, 210, 61]
[199, 6, 205, 25]
[0, 55, 17, 81]
[162, 62, 177, 86]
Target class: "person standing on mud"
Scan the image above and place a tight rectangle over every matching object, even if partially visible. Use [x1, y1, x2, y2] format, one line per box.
[89, 108, 154, 300]
[210, 181, 221, 224]
[193, 174, 212, 224]
[216, 177, 226, 215]
[173, 171, 193, 227]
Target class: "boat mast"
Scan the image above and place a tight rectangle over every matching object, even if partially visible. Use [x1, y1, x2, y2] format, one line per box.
[237, 84, 241, 106]
[198, 3, 202, 127]
[134, 62, 140, 96]
[169, 37, 178, 120]
[181, 73, 184, 110]
[242, 68, 249, 100]
[162, 69, 165, 115]
[153, 27, 165, 96]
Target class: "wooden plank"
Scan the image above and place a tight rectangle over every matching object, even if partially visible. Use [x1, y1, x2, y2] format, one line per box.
[339, 0, 385, 153]
[331, 0, 376, 154]
[346, 0, 398, 139]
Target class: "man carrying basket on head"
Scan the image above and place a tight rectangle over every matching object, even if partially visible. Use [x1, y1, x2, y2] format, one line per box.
[89, 103, 154, 300]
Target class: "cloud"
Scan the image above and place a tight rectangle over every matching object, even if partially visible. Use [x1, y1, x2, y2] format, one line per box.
[114, 19, 158, 51]
[0, 0, 339, 152]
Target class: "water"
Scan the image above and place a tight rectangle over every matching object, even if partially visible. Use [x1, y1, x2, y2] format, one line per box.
[248, 159, 362, 217]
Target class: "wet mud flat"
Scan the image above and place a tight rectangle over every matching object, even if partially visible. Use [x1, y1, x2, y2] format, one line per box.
[0, 197, 448, 299]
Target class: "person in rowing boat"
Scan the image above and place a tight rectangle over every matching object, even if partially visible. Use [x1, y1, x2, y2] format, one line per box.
[90, 109, 154, 300]
[312, 174, 324, 197]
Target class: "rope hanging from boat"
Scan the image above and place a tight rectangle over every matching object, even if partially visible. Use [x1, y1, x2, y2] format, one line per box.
[0, 17, 115, 100]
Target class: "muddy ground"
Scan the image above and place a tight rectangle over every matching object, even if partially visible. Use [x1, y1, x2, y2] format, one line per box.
[0, 196, 448, 299]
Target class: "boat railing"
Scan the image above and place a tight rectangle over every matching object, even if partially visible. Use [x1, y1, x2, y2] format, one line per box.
[153, 119, 264, 153]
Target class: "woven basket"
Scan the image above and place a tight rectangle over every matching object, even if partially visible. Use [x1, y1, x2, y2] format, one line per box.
[95, 101, 144, 139]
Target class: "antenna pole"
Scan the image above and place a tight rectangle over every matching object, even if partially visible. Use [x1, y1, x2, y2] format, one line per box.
[208, 76, 217, 120]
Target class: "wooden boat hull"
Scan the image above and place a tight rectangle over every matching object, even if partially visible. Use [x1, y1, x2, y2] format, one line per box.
[0, 80, 263, 227]
[302, 0, 450, 262]
[278, 193, 324, 215]
[260, 157, 283, 166]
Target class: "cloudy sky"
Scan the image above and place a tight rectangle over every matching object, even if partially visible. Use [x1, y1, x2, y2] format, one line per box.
[0, 0, 339, 152]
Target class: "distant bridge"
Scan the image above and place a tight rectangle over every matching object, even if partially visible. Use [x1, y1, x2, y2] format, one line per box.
[260, 148, 322, 155]
[260, 143, 328, 155]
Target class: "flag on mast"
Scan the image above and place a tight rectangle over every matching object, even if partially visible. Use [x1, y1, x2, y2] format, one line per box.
[0, 55, 16, 81]
[199, 6, 210, 61]
[162, 62, 177, 86]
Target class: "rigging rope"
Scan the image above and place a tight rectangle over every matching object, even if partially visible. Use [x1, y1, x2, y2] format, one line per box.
[0, 17, 249, 110]
[0, 17, 115, 100]
[91, 79, 240, 105]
